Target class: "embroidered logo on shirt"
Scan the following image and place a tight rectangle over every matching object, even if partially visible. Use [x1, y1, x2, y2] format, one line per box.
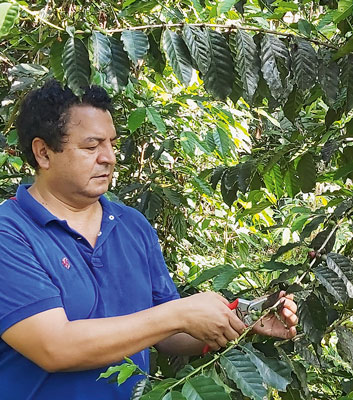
[61, 257, 71, 270]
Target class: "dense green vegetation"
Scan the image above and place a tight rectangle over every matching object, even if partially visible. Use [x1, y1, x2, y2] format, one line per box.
[2, 0, 353, 398]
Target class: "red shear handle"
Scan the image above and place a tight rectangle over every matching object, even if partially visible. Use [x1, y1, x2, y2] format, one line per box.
[202, 299, 239, 354]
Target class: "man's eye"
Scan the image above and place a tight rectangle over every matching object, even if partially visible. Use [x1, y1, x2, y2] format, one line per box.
[87, 146, 97, 151]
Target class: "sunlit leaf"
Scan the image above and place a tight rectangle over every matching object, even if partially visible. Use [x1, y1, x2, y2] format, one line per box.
[121, 29, 149, 65]
[182, 25, 211, 75]
[128, 107, 146, 132]
[163, 29, 193, 85]
[146, 107, 166, 133]
[62, 37, 90, 96]
[325, 253, 353, 298]
[336, 326, 353, 368]
[50, 37, 66, 81]
[89, 31, 112, 71]
[0, 3, 19, 37]
[296, 153, 316, 193]
[291, 38, 318, 90]
[313, 264, 348, 303]
[221, 350, 267, 400]
[242, 343, 292, 391]
[260, 34, 290, 101]
[181, 375, 231, 400]
[229, 30, 260, 103]
[203, 30, 234, 100]
[298, 293, 327, 344]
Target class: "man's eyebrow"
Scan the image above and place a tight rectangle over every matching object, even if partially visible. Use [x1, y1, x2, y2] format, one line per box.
[81, 135, 118, 143]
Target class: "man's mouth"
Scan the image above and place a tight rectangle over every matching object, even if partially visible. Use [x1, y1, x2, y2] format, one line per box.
[93, 174, 110, 179]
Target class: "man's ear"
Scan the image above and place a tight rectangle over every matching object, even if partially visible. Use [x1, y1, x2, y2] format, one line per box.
[32, 138, 51, 170]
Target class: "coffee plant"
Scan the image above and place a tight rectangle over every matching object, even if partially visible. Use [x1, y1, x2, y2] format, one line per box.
[1, 0, 353, 398]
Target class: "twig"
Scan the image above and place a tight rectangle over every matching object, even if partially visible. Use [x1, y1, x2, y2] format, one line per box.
[107, 23, 338, 50]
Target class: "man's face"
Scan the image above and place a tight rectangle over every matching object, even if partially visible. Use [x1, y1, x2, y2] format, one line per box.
[45, 105, 117, 203]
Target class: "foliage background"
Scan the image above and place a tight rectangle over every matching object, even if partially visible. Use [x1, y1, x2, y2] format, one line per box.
[2, 0, 353, 399]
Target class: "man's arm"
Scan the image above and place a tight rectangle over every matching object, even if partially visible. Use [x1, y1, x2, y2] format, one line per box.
[1, 292, 245, 372]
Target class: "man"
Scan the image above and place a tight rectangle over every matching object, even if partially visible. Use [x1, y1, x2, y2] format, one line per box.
[0, 80, 297, 399]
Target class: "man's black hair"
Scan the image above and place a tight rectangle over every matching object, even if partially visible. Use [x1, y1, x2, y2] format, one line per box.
[16, 79, 112, 168]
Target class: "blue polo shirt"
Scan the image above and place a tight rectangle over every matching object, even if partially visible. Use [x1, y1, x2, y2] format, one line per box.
[0, 184, 179, 400]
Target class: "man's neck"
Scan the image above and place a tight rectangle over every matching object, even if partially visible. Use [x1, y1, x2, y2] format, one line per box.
[28, 181, 101, 222]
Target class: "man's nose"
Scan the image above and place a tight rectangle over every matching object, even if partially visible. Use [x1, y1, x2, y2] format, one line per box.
[98, 144, 116, 165]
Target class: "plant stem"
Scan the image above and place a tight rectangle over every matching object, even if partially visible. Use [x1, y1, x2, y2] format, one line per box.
[107, 22, 338, 50]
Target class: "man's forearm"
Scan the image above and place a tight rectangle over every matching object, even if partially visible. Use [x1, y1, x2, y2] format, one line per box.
[155, 333, 205, 356]
[3, 300, 183, 373]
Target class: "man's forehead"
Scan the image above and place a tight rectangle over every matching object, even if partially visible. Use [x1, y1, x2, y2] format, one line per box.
[65, 105, 116, 139]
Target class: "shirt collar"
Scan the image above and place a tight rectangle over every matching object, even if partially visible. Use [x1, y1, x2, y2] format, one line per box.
[16, 184, 123, 227]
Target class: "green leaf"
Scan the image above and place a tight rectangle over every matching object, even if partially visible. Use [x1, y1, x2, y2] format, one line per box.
[263, 164, 283, 199]
[102, 36, 130, 92]
[296, 153, 316, 193]
[140, 379, 178, 400]
[341, 55, 353, 113]
[202, 30, 234, 100]
[291, 38, 318, 90]
[221, 350, 267, 400]
[212, 266, 239, 291]
[260, 34, 290, 101]
[132, 379, 152, 400]
[217, 0, 238, 14]
[333, 36, 353, 61]
[117, 364, 138, 385]
[181, 376, 231, 400]
[145, 192, 163, 220]
[0, 3, 18, 37]
[334, 160, 353, 180]
[162, 392, 187, 400]
[62, 37, 90, 96]
[146, 107, 166, 133]
[8, 156, 22, 172]
[229, 30, 260, 103]
[325, 253, 353, 298]
[192, 176, 214, 197]
[190, 264, 232, 287]
[332, 0, 353, 23]
[89, 31, 112, 71]
[213, 127, 230, 158]
[298, 293, 327, 344]
[172, 212, 187, 240]
[284, 164, 300, 197]
[210, 166, 226, 190]
[163, 29, 193, 85]
[182, 25, 211, 75]
[283, 85, 303, 122]
[318, 52, 340, 107]
[313, 264, 348, 303]
[336, 326, 353, 368]
[300, 215, 326, 240]
[242, 344, 292, 392]
[121, 29, 149, 65]
[271, 242, 301, 261]
[163, 188, 184, 206]
[128, 108, 146, 132]
[50, 37, 66, 81]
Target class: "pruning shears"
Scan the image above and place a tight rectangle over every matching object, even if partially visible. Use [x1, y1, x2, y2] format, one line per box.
[202, 291, 281, 354]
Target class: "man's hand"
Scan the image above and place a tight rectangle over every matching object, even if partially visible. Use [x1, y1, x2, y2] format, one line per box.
[251, 291, 298, 339]
[177, 292, 246, 351]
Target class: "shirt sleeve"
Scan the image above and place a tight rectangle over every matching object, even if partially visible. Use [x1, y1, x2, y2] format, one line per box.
[148, 229, 180, 306]
[0, 231, 63, 335]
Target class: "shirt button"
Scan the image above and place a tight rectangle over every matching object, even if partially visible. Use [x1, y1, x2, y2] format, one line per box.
[97, 231, 102, 237]
[109, 215, 114, 220]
